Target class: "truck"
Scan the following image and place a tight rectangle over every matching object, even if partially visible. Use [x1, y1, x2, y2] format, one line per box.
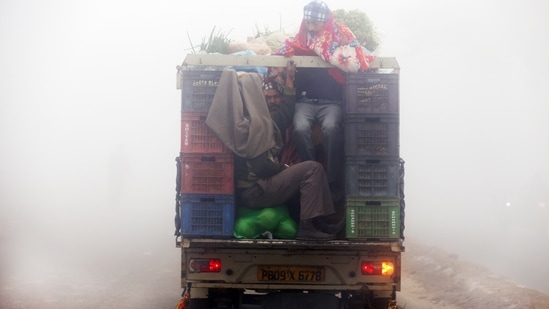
[174, 53, 405, 309]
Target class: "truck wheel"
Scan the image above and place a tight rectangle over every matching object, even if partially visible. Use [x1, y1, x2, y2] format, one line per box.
[209, 288, 242, 309]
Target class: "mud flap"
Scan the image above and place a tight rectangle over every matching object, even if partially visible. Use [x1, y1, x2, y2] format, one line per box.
[262, 292, 340, 309]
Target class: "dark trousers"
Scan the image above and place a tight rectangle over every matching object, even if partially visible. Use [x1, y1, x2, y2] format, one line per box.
[239, 161, 335, 221]
[292, 102, 344, 184]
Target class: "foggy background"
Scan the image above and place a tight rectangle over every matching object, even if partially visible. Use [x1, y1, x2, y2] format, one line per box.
[1, 0, 548, 306]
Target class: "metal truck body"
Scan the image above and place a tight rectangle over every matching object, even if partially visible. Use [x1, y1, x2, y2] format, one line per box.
[175, 54, 404, 309]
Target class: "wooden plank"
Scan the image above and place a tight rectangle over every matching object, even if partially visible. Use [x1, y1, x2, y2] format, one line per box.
[181, 54, 399, 70]
[371, 57, 400, 70]
[176, 54, 399, 89]
[181, 54, 330, 68]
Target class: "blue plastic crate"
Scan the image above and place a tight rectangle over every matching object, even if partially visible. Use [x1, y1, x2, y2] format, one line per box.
[180, 194, 235, 238]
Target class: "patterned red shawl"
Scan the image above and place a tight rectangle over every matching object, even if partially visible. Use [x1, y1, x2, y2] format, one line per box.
[275, 11, 375, 83]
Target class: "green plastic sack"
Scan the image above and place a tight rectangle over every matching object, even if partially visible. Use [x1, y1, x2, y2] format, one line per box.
[233, 204, 297, 239]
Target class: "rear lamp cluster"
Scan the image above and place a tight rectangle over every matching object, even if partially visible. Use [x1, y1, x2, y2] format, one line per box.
[361, 261, 394, 276]
[189, 258, 222, 273]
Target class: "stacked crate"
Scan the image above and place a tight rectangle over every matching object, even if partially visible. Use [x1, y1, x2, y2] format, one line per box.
[343, 72, 405, 240]
[178, 69, 235, 238]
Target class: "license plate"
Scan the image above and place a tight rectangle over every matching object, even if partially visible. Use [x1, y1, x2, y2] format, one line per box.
[257, 265, 325, 282]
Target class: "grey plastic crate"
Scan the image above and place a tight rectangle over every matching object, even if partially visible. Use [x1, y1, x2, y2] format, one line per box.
[344, 114, 399, 157]
[345, 156, 401, 197]
[181, 70, 222, 111]
[345, 73, 399, 115]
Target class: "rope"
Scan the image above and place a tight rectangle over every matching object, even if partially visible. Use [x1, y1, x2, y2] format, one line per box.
[174, 156, 182, 237]
[175, 284, 191, 309]
[399, 158, 406, 240]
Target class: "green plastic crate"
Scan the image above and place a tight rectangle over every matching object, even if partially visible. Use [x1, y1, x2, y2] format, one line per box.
[345, 196, 401, 240]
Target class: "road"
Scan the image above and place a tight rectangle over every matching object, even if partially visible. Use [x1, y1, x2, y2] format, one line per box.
[2, 238, 549, 309]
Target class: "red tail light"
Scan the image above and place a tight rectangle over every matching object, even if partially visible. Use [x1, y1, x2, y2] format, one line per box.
[189, 258, 222, 273]
[361, 261, 394, 276]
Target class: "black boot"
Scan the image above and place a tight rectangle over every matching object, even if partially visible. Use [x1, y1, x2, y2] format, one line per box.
[329, 182, 344, 204]
[315, 215, 345, 235]
[296, 219, 336, 240]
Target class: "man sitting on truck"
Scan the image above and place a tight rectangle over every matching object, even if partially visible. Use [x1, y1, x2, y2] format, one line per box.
[206, 60, 344, 240]
[274, 0, 375, 204]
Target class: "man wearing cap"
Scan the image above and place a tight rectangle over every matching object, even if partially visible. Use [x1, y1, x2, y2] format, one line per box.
[274, 1, 375, 203]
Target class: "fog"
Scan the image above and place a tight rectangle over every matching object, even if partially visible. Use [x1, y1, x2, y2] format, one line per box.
[1, 0, 548, 305]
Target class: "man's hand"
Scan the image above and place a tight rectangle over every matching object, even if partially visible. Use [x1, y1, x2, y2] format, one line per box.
[285, 60, 296, 88]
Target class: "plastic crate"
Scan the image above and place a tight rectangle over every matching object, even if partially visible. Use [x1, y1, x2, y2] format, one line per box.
[345, 196, 401, 240]
[180, 194, 235, 238]
[344, 114, 399, 157]
[181, 70, 222, 111]
[345, 156, 401, 197]
[180, 153, 234, 194]
[345, 73, 399, 115]
[180, 111, 230, 154]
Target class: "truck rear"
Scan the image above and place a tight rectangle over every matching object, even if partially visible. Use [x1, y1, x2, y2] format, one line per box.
[174, 54, 405, 309]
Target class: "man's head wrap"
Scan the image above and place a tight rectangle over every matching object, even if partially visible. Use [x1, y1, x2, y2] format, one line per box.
[262, 80, 284, 94]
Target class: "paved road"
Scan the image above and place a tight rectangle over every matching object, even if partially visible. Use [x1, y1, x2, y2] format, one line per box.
[4, 236, 548, 309]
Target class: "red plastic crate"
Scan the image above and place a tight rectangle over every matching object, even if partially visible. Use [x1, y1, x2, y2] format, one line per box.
[180, 111, 230, 154]
[180, 153, 234, 194]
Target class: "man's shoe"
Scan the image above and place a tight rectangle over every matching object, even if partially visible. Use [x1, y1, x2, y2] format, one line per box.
[330, 184, 345, 204]
[296, 219, 336, 240]
[315, 215, 345, 234]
